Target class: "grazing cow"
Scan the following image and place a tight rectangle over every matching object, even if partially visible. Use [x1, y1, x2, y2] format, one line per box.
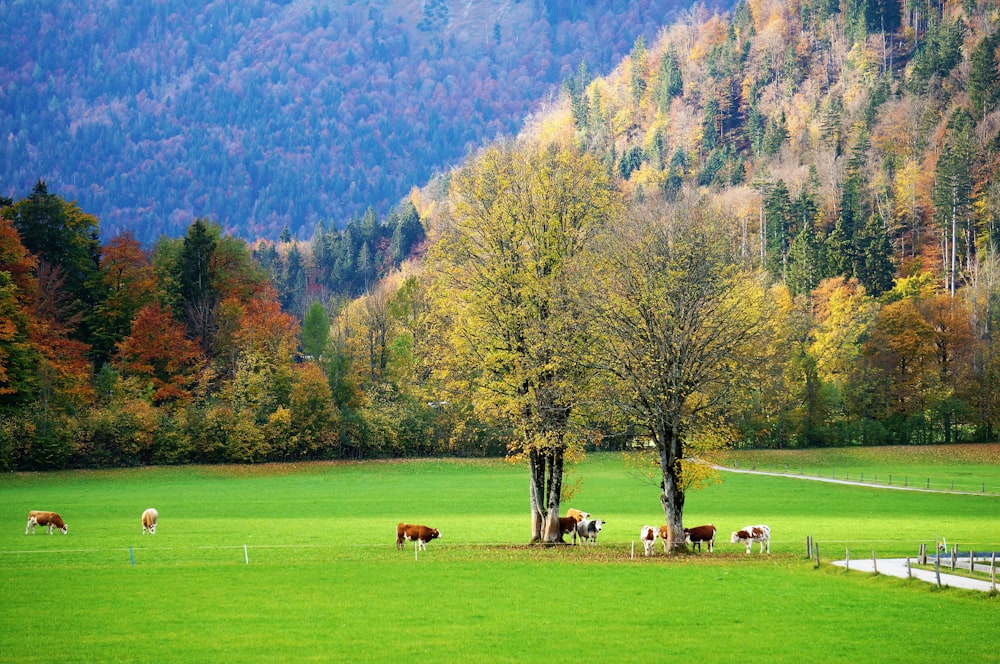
[566, 509, 590, 522]
[640, 525, 657, 556]
[683, 524, 716, 553]
[25, 510, 68, 535]
[142, 508, 158, 535]
[396, 523, 441, 551]
[574, 518, 604, 545]
[731, 524, 771, 554]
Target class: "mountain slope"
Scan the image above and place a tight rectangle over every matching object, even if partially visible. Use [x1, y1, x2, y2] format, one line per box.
[0, 0, 725, 243]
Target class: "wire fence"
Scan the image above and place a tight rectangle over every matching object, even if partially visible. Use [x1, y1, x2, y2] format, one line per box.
[728, 461, 1000, 495]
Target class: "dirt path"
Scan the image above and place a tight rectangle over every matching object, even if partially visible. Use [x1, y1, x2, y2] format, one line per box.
[830, 557, 998, 592]
[713, 465, 996, 496]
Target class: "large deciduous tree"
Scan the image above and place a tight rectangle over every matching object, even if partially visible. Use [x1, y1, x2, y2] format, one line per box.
[583, 198, 768, 551]
[431, 139, 621, 543]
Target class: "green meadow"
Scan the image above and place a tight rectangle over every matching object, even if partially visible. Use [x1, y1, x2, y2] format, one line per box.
[1, 451, 998, 662]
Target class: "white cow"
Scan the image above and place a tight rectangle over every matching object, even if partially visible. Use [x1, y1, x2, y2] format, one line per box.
[142, 508, 158, 534]
[731, 524, 770, 554]
[640, 525, 657, 556]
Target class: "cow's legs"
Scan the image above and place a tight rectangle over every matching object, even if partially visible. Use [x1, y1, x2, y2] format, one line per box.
[25, 518, 35, 534]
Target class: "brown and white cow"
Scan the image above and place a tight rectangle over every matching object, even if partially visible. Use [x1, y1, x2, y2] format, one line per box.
[142, 508, 158, 535]
[640, 525, 657, 556]
[731, 524, 770, 554]
[25, 510, 68, 535]
[396, 523, 441, 551]
[558, 509, 591, 543]
[683, 524, 716, 553]
[558, 517, 580, 542]
[658, 524, 687, 554]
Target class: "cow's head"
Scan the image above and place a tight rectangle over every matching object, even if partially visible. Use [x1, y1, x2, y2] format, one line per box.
[731, 531, 746, 544]
[59, 524, 68, 535]
[430, 529, 440, 540]
[148, 523, 156, 534]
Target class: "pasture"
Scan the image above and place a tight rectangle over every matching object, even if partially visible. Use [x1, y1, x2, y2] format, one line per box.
[1, 451, 998, 662]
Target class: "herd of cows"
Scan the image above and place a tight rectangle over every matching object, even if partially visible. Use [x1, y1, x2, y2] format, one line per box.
[395, 509, 773, 555]
[26, 507, 770, 556]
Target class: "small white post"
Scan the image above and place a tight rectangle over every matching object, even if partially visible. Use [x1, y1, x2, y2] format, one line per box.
[845, 548, 850, 571]
[991, 552, 996, 592]
[244, 544, 249, 565]
[631, 540, 635, 559]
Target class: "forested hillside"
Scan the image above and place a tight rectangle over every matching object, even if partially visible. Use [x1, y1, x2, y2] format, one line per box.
[0, 0, 719, 244]
[3, 0, 1000, 472]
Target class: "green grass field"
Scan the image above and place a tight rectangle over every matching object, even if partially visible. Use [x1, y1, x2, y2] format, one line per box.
[2, 451, 998, 662]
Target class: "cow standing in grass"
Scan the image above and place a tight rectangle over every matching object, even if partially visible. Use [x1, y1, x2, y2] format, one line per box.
[25, 511, 68, 535]
[396, 523, 441, 551]
[640, 525, 657, 556]
[731, 525, 770, 554]
[683, 524, 716, 552]
[142, 508, 158, 534]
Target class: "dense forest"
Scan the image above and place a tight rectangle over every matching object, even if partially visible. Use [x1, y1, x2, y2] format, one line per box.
[0, 0, 720, 244]
[2, 0, 1000, 473]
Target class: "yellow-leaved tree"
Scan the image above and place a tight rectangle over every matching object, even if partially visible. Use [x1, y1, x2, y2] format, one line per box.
[428, 139, 621, 543]
[580, 196, 770, 551]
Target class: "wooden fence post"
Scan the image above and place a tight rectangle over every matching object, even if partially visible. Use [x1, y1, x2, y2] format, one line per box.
[934, 555, 942, 589]
[969, 548, 975, 573]
[919, 543, 926, 565]
[872, 550, 878, 575]
[845, 548, 850, 571]
[951, 545, 957, 571]
[814, 543, 820, 568]
[906, 557, 912, 579]
[806, 536, 812, 559]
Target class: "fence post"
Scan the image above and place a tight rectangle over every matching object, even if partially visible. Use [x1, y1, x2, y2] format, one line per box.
[970, 548, 975, 573]
[806, 536, 812, 559]
[845, 548, 850, 571]
[906, 557, 912, 579]
[888, 474, 892, 485]
[814, 543, 820, 568]
[631, 540, 635, 560]
[919, 543, 927, 565]
[951, 545, 957, 571]
[934, 554, 942, 588]
[872, 550, 878, 575]
[860, 471, 864, 482]
[991, 553, 996, 592]
[244, 544, 249, 565]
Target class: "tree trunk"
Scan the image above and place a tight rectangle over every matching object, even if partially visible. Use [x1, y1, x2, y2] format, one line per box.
[528, 447, 565, 543]
[528, 447, 545, 542]
[543, 447, 564, 543]
[658, 422, 686, 554]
